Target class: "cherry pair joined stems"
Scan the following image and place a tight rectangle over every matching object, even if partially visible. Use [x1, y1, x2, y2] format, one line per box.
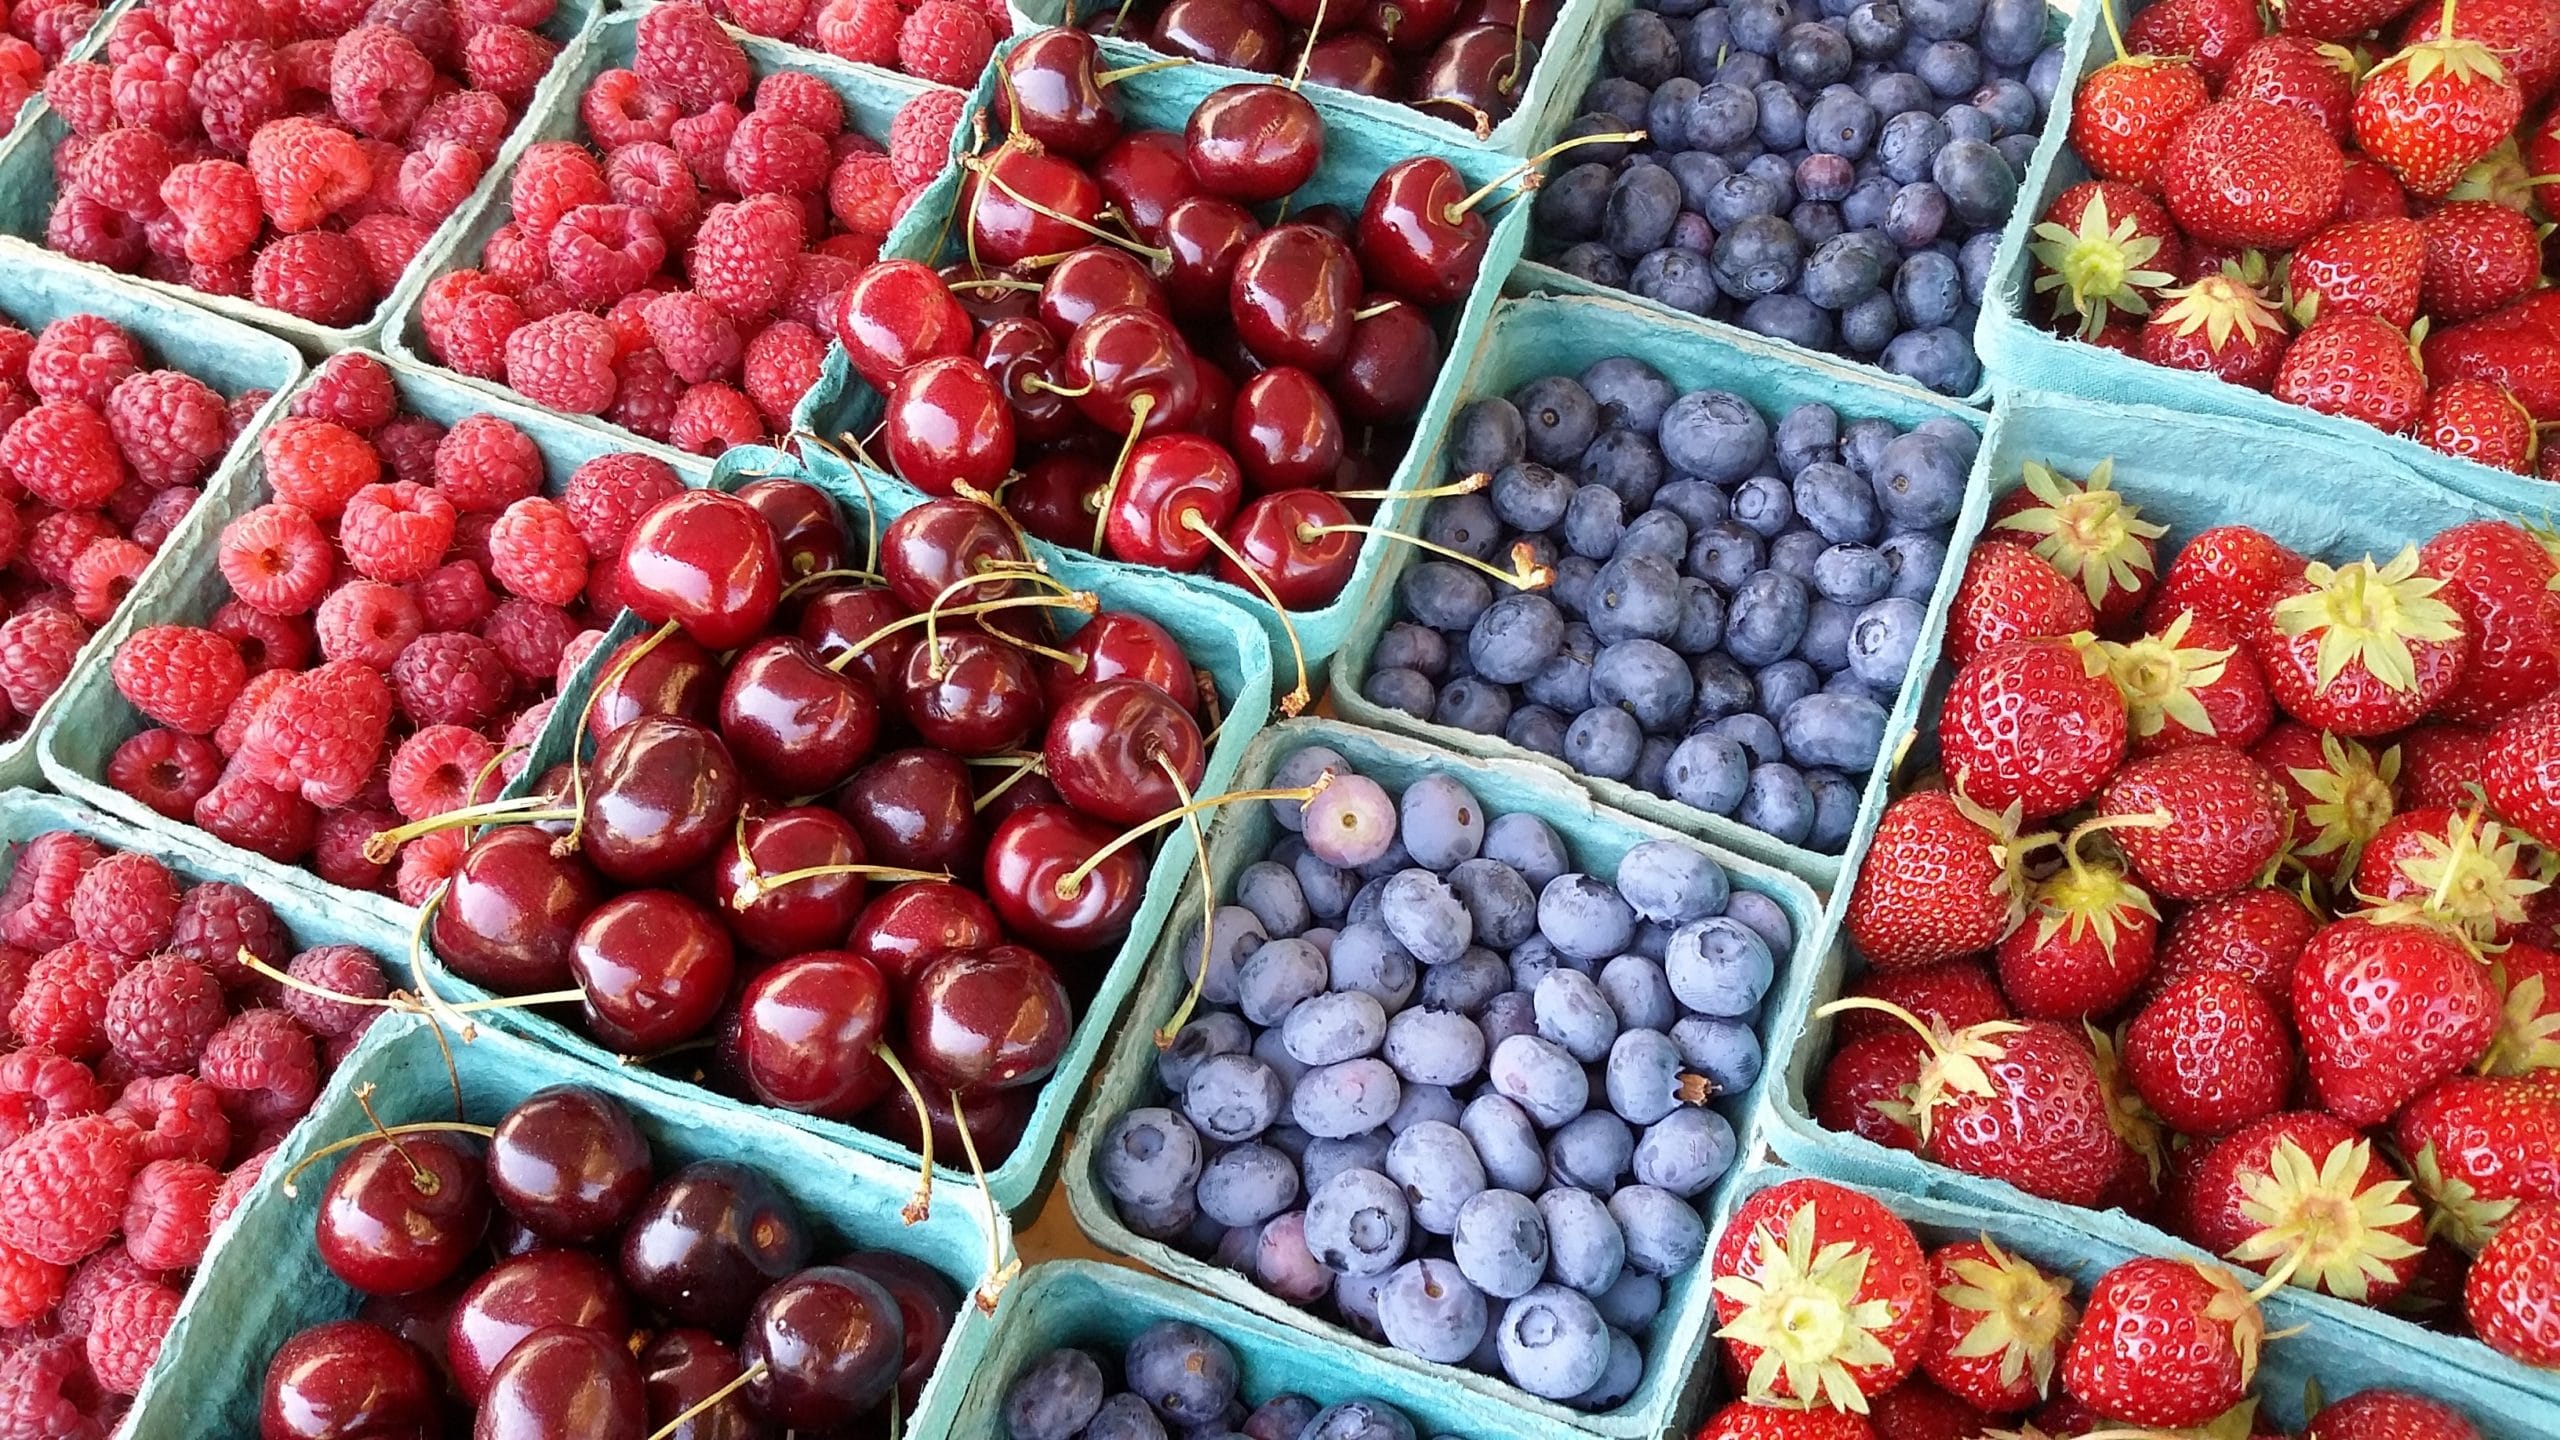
[1088, 392, 1160, 554]
[1179, 509, 1312, 716]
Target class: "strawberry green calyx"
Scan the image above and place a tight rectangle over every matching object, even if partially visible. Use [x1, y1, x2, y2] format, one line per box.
[1938, 1237, 2075, 1399]
[2271, 547, 2464, 694]
[1947, 783, 2054, 941]
[2481, 965, 2560, 1076]
[1995, 459, 2167, 613]
[2028, 813, 2166, 959]
[2229, 1137, 2425, 1302]
[1712, 1204, 1901, 1413]
[2032, 197, 2176, 339]
[2365, 810, 2547, 944]
[2102, 611, 2235, 740]
[2386, 0, 2511, 91]
[2407, 1141, 2519, 1252]
[1814, 997, 2018, 1143]
[2286, 733, 2399, 874]
[2085, 1022, 2168, 1184]
[2152, 275, 2287, 355]
[2192, 1262, 2276, 1391]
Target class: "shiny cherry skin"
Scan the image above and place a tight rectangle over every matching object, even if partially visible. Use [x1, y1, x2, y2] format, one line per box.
[977, 316, 1082, 444]
[620, 1160, 813, 1332]
[943, 261, 1038, 325]
[641, 1330, 756, 1440]
[967, 143, 1103, 266]
[846, 880, 1003, 988]
[718, 637, 880, 796]
[1045, 610, 1198, 710]
[981, 804, 1146, 954]
[1104, 433, 1242, 570]
[837, 748, 984, 877]
[733, 951, 893, 1118]
[1231, 223, 1358, 373]
[1333, 295, 1438, 422]
[476, 1325, 648, 1440]
[1094, 129, 1201, 242]
[798, 584, 913, 698]
[1150, 0, 1288, 71]
[1007, 452, 1109, 548]
[260, 1321, 439, 1440]
[568, 889, 736, 1053]
[1038, 247, 1168, 342]
[318, 1132, 491, 1297]
[581, 715, 742, 885]
[1186, 83, 1324, 204]
[433, 825, 605, 994]
[906, 944, 1074, 1092]
[714, 805, 877, 958]
[1296, 202, 1360, 247]
[587, 631, 724, 739]
[1302, 30, 1401, 94]
[1414, 22, 1534, 129]
[879, 498, 1029, 613]
[863, 1081, 1031, 1170]
[899, 630, 1046, 755]
[1233, 365, 1346, 491]
[447, 1249, 632, 1405]
[735, 478, 846, 581]
[997, 29, 1119, 158]
[741, 1267, 906, 1428]
[1218, 488, 1359, 607]
[886, 355, 1015, 498]
[1267, 0, 1357, 32]
[487, 1085, 653, 1244]
[1065, 306, 1201, 436]
[835, 1252, 959, 1411]
[1357, 156, 1487, 306]
[1044, 679, 1207, 824]
[617, 490, 782, 651]
[1361, 0, 1460, 55]
[1160, 196, 1261, 319]
[836, 260, 973, 391]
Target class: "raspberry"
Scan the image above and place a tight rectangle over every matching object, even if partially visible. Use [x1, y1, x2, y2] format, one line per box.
[636, 0, 749, 109]
[418, 271, 524, 381]
[166, 881, 285, 987]
[669, 102, 742, 193]
[390, 629, 512, 728]
[194, 775, 315, 863]
[432, 413, 542, 514]
[0, 833, 104, 953]
[669, 381, 763, 455]
[727, 109, 830, 197]
[262, 417, 381, 519]
[339, 481, 456, 582]
[373, 412, 445, 487]
[105, 369, 228, 489]
[42, 60, 114, 136]
[0, 1050, 101, 1150]
[461, 23, 557, 107]
[392, 825, 463, 905]
[159, 0, 262, 58]
[0, 37, 35, 116]
[290, 353, 396, 435]
[827, 150, 901, 237]
[454, 510, 499, 570]
[281, 943, 388, 1042]
[0, 1115, 133, 1263]
[888, 87, 963, 192]
[278, 35, 336, 91]
[66, 537, 149, 624]
[553, 629, 605, 691]
[64, 128, 173, 218]
[196, 1008, 317, 1131]
[9, 944, 115, 1060]
[0, 609, 89, 719]
[605, 139, 702, 239]
[207, 1147, 271, 1232]
[3, 402, 126, 509]
[503, 310, 618, 414]
[753, 68, 844, 137]
[324, 24, 431, 142]
[69, 852, 178, 959]
[237, 659, 395, 807]
[743, 319, 827, 430]
[224, 389, 269, 441]
[560, 452, 682, 557]
[581, 66, 676, 148]
[0, 327, 30, 389]
[411, 87, 510, 162]
[211, 669, 288, 757]
[486, 495, 587, 605]
[479, 219, 549, 294]
[33, 1, 109, 63]
[608, 344, 685, 441]
[0, 1335, 98, 1440]
[106, 954, 225, 1084]
[190, 38, 287, 154]
[503, 692, 555, 756]
[784, 250, 859, 336]
[311, 578, 421, 668]
[0, 1243, 63, 1328]
[109, 1076, 229, 1168]
[480, 595, 575, 681]
[509, 139, 609, 243]
[640, 289, 740, 384]
[346, 212, 434, 295]
[125, 1157, 220, 1275]
[45, 189, 147, 270]
[252, 230, 378, 327]
[385, 723, 496, 821]
[897, 1, 989, 89]
[217, 503, 335, 615]
[692, 193, 803, 324]
[547, 202, 667, 309]
[110, 45, 198, 139]
[83, 1276, 177, 1393]
[310, 805, 394, 892]
[104, 729, 221, 820]
[365, 0, 456, 62]
[393, 137, 481, 227]
[726, 0, 807, 39]
[25, 510, 118, 586]
[407, 558, 493, 633]
[245, 116, 370, 232]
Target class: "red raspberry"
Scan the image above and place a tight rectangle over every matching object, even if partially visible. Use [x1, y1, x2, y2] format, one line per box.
[692, 193, 803, 324]
[196, 1008, 317, 1131]
[888, 87, 962, 192]
[207, 1147, 272, 1233]
[0, 1115, 133, 1263]
[407, 558, 493, 633]
[784, 250, 859, 337]
[291, 353, 396, 435]
[552, 630, 605, 692]
[194, 774, 316, 862]
[110, 625, 245, 734]
[726, 0, 807, 39]
[310, 805, 393, 892]
[190, 38, 287, 154]
[102, 955, 225, 1076]
[393, 826, 463, 905]
[42, 60, 115, 136]
[560, 452, 682, 556]
[105, 369, 229, 489]
[4, 403, 127, 510]
[236, 659, 395, 807]
[487, 495, 586, 605]
[509, 139, 608, 242]
[9, 944, 115, 1060]
[669, 101, 741, 193]
[245, 116, 370, 232]
[83, 1276, 177, 1393]
[640, 289, 740, 384]
[605, 288, 663, 353]
[392, 140, 479, 228]
[211, 669, 288, 757]
[0, 1335, 97, 1440]
[0, 326, 31, 388]
[503, 310, 618, 414]
[480, 218, 549, 293]
[373, 412, 445, 487]
[346, 213, 434, 296]
[411, 88, 510, 162]
[224, 389, 269, 441]
[366, 0, 457, 64]
[827, 151, 901, 237]
[262, 417, 381, 519]
[0, 833, 104, 953]
[0, 1243, 64, 1328]
[0, 500, 23, 570]
[330, 23, 432, 140]
[547, 202, 667, 308]
[453, 510, 499, 570]
[811, 0, 895, 64]
[25, 510, 118, 586]
[340, 481, 456, 582]
[390, 630, 512, 728]
[109, 1076, 229, 1167]
[385, 723, 495, 821]
[582, 67, 677, 148]
[45, 189, 147, 270]
[0, 609, 89, 719]
[418, 270, 524, 381]
[111, 45, 199, 138]
[64, 128, 173, 218]
[743, 319, 827, 430]
[0, 947, 28, 1028]
[281, 943, 387, 1039]
[166, 881, 285, 987]
[278, 35, 337, 91]
[0, 1050, 102, 1149]
[120, 1158, 218, 1272]
[314, 578, 424, 667]
[431, 413, 542, 514]
[727, 109, 830, 197]
[104, 729, 222, 820]
[217, 503, 334, 615]
[897, 1, 989, 89]
[480, 595, 575, 680]
[636, 0, 749, 109]
[754, 69, 844, 136]
[608, 345, 684, 442]
[252, 231, 378, 327]
[0, 37, 35, 118]
[159, 0, 262, 58]
[66, 537, 149, 624]
[59, 1247, 159, 1343]
[605, 140, 702, 240]
[461, 23, 557, 107]
[69, 852, 178, 959]
[33, 2, 111, 63]
[669, 381, 762, 455]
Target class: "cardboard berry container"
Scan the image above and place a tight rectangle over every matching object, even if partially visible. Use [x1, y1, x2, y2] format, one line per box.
[789, 27, 1534, 671]
[403, 440, 1276, 1217]
[1326, 289, 1990, 893]
[1062, 715, 1822, 1439]
[35, 348, 710, 938]
[0, 0, 602, 354]
[121, 1009, 1007, 1440]
[1755, 384, 2560, 1412]
[1974, 0, 2560, 517]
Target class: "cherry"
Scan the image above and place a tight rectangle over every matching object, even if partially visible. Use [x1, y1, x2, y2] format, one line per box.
[716, 805, 878, 958]
[1150, 0, 1288, 71]
[1064, 306, 1201, 436]
[619, 1159, 813, 1332]
[1159, 196, 1261, 319]
[487, 1085, 653, 1244]
[642, 1330, 756, 1440]
[259, 1321, 439, 1440]
[977, 316, 1083, 444]
[581, 715, 742, 885]
[1187, 84, 1324, 204]
[1046, 610, 1198, 711]
[906, 944, 1074, 1092]
[735, 478, 846, 581]
[1296, 203, 1360, 247]
[1045, 679, 1208, 824]
[1188, 360, 1237, 446]
[569, 890, 736, 1053]
[1038, 247, 1168, 342]
[1456, 0, 1556, 35]
[1008, 453, 1109, 548]
[846, 880, 1003, 988]
[1233, 366, 1346, 490]
[618, 491, 783, 652]
[1302, 31, 1401, 94]
[1267, 0, 1358, 32]
[432, 824, 605, 995]
[357, 1279, 463, 1390]
[997, 28, 1121, 158]
[1356, 156, 1486, 306]
[1231, 223, 1358, 373]
[837, 260, 974, 391]
[733, 951, 893, 1118]
[885, 355, 1015, 498]
[317, 1131, 491, 1297]
[1218, 489, 1359, 607]
[799, 584, 914, 698]
[1362, 0, 1459, 55]
[476, 1326, 647, 1440]
[982, 804, 1145, 953]
[1104, 434, 1242, 570]
[718, 638, 880, 797]
[980, 767, 1066, 827]
[447, 1249, 632, 1404]
[837, 748, 984, 877]
[741, 1268, 907, 1428]
[898, 630, 1046, 756]
[1095, 129, 1201, 243]
[586, 631, 724, 739]
[863, 1081, 1032, 1171]
[966, 143, 1104, 266]
[880, 498, 1029, 613]
[943, 261, 1039, 325]
[1414, 22, 1533, 130]
[1333, 296, 1438, 422]
[834, 1252, 960, 1411]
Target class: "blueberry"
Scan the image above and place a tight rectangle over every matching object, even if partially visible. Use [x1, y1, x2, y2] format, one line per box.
[1683, 81, 1760, 152]
[1293, 1055, 1403, 1141]
[1972, 76, 2037, 136]
[1790, 460, 1888, 546]
[1302, 1400, 1420, 1440]
[1685, 523, 1760, 591]
[1723, 570, 1810, 666]
[1582, 431, 1669, 514]
[1895, 248, 1964, 328]
[1654, 479, 1727, 537]
[1932, 136, 2017, 227]
[1678, 6, 1732, 75]
[1463, 595, 1559, 690]
[1737, 761, 1816, 843]
[1975, 0, 2043, 61]
[2027, 39, 2066, 104]
[1187, 1053, 1286, 1142]
[1666, 914, 1777, 1015]
[1717, 46, 1775, 92]
[1781, 690, 1888, 770]
[1730, 475, 1796, 538]
[1877, 109, 1949, 184]
[1534, 160, 1614, 242]
[1304, 1132, 1391, 1195]
[1811, 543, 1892, 606]
[1382, 1006, 1488, 1090]
[1660, 391, 1769, 481]
[1456, 403, 1532, 480]
[1328, 923, 1418, 1009]
[1565, 706, 1645, 780]
[1791, 200, 1847, 249]
[1588, 552, 1687, 646]
[1099, 1106, 1204, 1212]
[1004, 1347, 1107, 1440]
[1479, 989, 1539, 1055]
[1609, 1185, 1707, 1278]
[1628, 246, 1719, 316]
[1691, 652, 1756, 719]
[1591, 638, 1694, 733]
[1777, 20, 1853, 86]
[1535, 1189, 1627, 1296]
[1841, 175, 1897, 232]
[1557, 241, 1630, 288]
[1663, 730, 1748, 814]
[1806, 767, 1861, 848]
[1488, 1033, 1590, 1128]
[1634, 1106, 1738, 1198]
[1533, 968, 1621, 1064]
[1710, 215, 1803, 300]
[1157, 1013, 1251, 1097]
[1604, 165, 1684, 259]
[1800, 594, 1856, 671]
[1757, 659, 1822, 720]
[1646, 77, 1703, 153]
[1867, 434, 1967, 532]
[1806, 87, 1879, 158]
[1594, 1271, 1664, 1334]
[1604, 1027, 1693, 1127]
[1458, 1095, 1545, 1195]
[1254, 1210, 1330, 1301]
[1702, 172, 1780, 231]
[1304, 1167, 1411, 1276]
[1883, 180, 1948, 248]
[1238, 938, 1329, 1025]
[1570, 360, 1669, 436]
[1295, 850, 1358, 922]
[1664, 150, 1732, 212]
[1845, 0, 1905, 55]
[1434, 677, 1513, 736]
[1864, 69, 1934, 118]
[1670, 578, 1727, 653]
[1366, 669, 1434, 720]
[1713, 710, 1785, 766]
[1617, 508, 1688, 566]
[1797, 229, 1890, 310]
[1377, 1257, 1489, 1364]
[1917, 37, 1984, 96]
[1957, 229, 2002, 307]
[1559, 484, 1627, 563]
[1742, 295, 1836, 351]
[1373, 622, 1448, 681]
[1198, 1144, 1301, 1228]
[1547, 1109, 1634, 1191]
[1180, 906, 1266, 1007]
[1272, 746, 1351, 832]
[1423, 493, 1502, 562]
[1079, 1392, 1166, 1440]
[1452, 1188, 1548, 1300]
[1597, 954, 1677, 1033]
[1477, 821, 1563, 901]
[1510, 378, 1600, 470]
[1727, 0, 1792, 53]
[1755, 79, 1807, 149]
[1606, 9, 1681, 85]
[1582, 74, 1652, 127]
[1670, 1016, 1764, 1099]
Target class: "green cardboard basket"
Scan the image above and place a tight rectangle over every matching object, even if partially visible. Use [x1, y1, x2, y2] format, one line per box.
[1756, 384, 2560, 1412]
[1327, 290, 1990, 893]
[37, 349, 709, 937]
[407, 441, 1277, 1217]
[122, 1011, 1006, 1440]
[789, 28, 1535, 670]
[1065, 716, 1824, 1439]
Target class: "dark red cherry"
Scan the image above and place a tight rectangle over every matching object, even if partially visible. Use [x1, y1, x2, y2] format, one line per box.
[736, 478, 846, 582]
[899, 630, 1045, 755]
[1007, 453, 1108, 549]
[260, 1321, 438, 1440]
[1150, 0, 1287, 71]
[357, 1280, 463, 1389]
[846, 880, 1003, 989]
[1047, 610, 1198, 710]
[1188, 361, 1237, 445]
[885, 355, 1015, 498]
[582, 715, 742, 885]
[1094, 129, 1200, 243]
[798, 584, 913, 699]
[982, 804, 1146, 953]
[836, 260, 973, 392]
[740, 1267, 906, 1428]
[1268, 0, 1358, 32]
[1301, 30, 1401, 94]
[966, 144, 1102, 267]
[906, 944, 1074, 1091]
[715, 805, 876, 958]
[1295, 203, 1359, 248]
[862, 1081, 1031, 1171]
[1414, 22, 1534, 131]
[834, 1253, 959, 1411]
[642, 1330, 756, 1440]
[569, 889, 736, 1053]
[837, 748, 984, 878]
[1160, 196, 1261, 319]
[619, 1160, 813, 1332]
[1218, 489, 1358, 608]
[487, 1086, 653, 1244]
[1231, 224, 1358, 373]
[1356, 155, 1486, 307]
[587, 631, 724, 739]
[1104, 434, 1242, 570]
[1064, 306, 1200, 436]
[718, 638, 879, 796]
[1038, 247, 1167, 342]
[977, 316, 1083, 444]
[433, 825, 604, 995]
[1361, 0, 1460, 55]
[943, 261, 1039, 325]
[1044, 678, 1207, 825]
[1233, 365, 1346, 491]
[1456, 0, 1557, 36]
[318, 1132, 491, 1297]
[733, 951, 893, 1118]
[978, 767, 1063, 827]
[1332, 295, 1438, 422]
[879, 498, 1030, 613]
[995, 27, 1121, 159]
[476, 1326, 647, 1440]
[618, 491, 782, 651]
[447, 1249, 632, 1405]
[1186, 84, 1324, 205]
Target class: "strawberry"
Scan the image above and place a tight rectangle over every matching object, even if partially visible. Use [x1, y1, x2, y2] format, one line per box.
[2392, 0, 2560, 98]
[2102, 612, 2274, 759]
[2291, 916, 2498, 1125]
[1995, 818, 2162, 1021]
[2061, 1258, 2267, 1428]
[2084, 1023, 2173, 1217]
[2096, 744, 2292, 901]
[1838, 959, 2012, 1046]
[2176, 1110, 2355, 1239]
[2147, 886, 2321, 1019]
[2351, 806, 2546, 945]
[2422, 306, 2560, 423]
[2029, 182, 2181, 339]
[2531, 102, 2560, 215]
[1845, 790, 2047, 970]
[2282, 218, 2424, 328]
[2157, 99, 2346, 250]
[1984, 458, 2166, 631]
[2223, 33, 2362, 136]
[2395, 1073, 2560, 1251]
[2418, 379, 2540, 475]
[2070, 38, 2212, 190]
[2353, 1, 2525, 200]
[2423, 518, 2560, 724]
[2138, 274, 2293, 391]
[2305, 1390, 2484, 1440]
[1917, 1237, 2074, 1415]
[1817, 1030, 1928, 1153]
[2335, 156, 2412, 221]
[1864, 1377, 1984, 1440]
[2125, 971, 2296, 1137]
[2480, 940, 2560, 1076]
[2465, 1198, 2560, 1365]
[1692, 1401, 1876, 1440]
[2255, 724, 2398, 881]
[2416, 201, 2544, 323]
[2397, 723, 2494, 808]
[1711, 1178, 1933, 1412]
[1947, 543, 2097, 667]
[2276, 0, 2421, 42]
[2126, 0, 2266, 80]
[1940, 637, 2127, 821]
[2184, 1118, 2428, 1303]
[2483, 690, 2560, 844]
[2273, 315, 2431, 434]
[2257, 548, 2468, 734]
[2148, 525, 2306, 635]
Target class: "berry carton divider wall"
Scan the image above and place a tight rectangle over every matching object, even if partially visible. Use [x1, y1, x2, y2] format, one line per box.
[37, 349, 708, 937]
[1756, 384, 2560, 1411]
[122, 1009, 1004, 1439]
[1065, 715, 1823, 1439]
[791, 27, 1532, 669]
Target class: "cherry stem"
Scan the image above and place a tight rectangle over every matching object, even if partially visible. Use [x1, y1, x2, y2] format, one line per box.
[1090, 393, 1159, 555]
[1351, 299, 1401, 321]
[1181, 511, 1309, 716]
[956, 483, 1043, 562]
[1332, 471, 1487, 502]
[1108, 0, 1136, 32]
[951, 1095, 1019, 1313]
[996, 51, 1029, 144]
[1020, 373, 1093, 397]
[560, 618, 681, 858]
[925, 590, 1099, 677]
[733, 862, 954, 908]
[279, 1119, 497, 1198]
[1097, 56, 1188, 84]
[781, 566, 887, 599]
[1507, 0, 1526, 94]
[827, 592, 1097, 673]
[968, 156, 1174, 265]
[2097, 0, 2130, 63]
[1303, 524, 1554, 591]
[642, 1361, 769, 1440]
[971, 752, 1048, 813]
[1289, 0, 1327, 89]
[947, 274, 1043, 293]
[363, 795, 568, 865]
[1444, 132, 1649, 222]
[874, 1043, 935, 1223]
[1153, 754, 1220, 1048]
[351, 1082, 435, 1193]
[1054, 775, 1335, 899]
[408, 885, 483, 1078]
[1427, 96, 1494, 138]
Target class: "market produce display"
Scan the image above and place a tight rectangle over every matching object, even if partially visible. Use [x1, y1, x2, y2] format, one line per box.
[717, 0, 1010, 90]
[1, 0, 109, 140]
[1003, 1322, 1458, 1440]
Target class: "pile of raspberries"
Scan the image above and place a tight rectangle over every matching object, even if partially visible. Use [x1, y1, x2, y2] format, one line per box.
[416, 0, 965, 454]
[0, 830, 393, 1433]
[0, 312, 255, 743]
[99, 350, 684, 900]
[716, 0, 1007, 86]
[37, 0, 572, 327]
[0, 0, 113, 141]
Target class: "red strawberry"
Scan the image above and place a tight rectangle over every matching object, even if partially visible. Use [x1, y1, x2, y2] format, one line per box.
[2484, 690, 2560, 844]
[1692, 1401, 1876, 1440]
[2273, 315, 2431, 433]
[1940, 637, 2128, 821]
[2531, 102, 2560, 215]
[2395, 1073, 2560, 1251]
[2138, 274, 2293, 390]
[1845, 790, 2047, 970]
[2126, 0, 2266, 80]
[2254, 723, 2398, 881]
[2102, 612, 2274, 758]
[2417, 201, 2544, 323]
[1983, 458, 2166, 631]
[2276, 0, 2421, 42]
[2335, 155, 2412, 220]
[2465, 1198, 2560, 1365]
[1711, 1178, 1933, 1412]
[1838, 959, 2012, 1046]
[2422, 518, 2560, 724]
[2148, 525, 2306, 635]
[1917, 1238, 2075, 1415]
[2398, 722, 2494, 808]
[2305, 1389, 2484, 1440]
[2096, 744, 2292, 901]
[1947, 542, 2096, 667]
[1995, 818, 2162, 1022]
[2061, 1257, 2267, 1428]
[2029, 182, 2182, 339]
[2157, 99, 2346, 250]
[2481, 940, 2560, 1076]
[1817, 1030, 1928, 1153]
[2422, 306, 2560, 423]
[2070, 44, 2212, 189]
[2084, 1024, 2173, 1218]
[2282, 218, 2424, 328]
[2291, 916, 2498, 1125]
[2125, 971, 2297, 1137]
[2418, 379, 2540, 475]
[2256, 548, 2469, 734]
[2147, 886, 2321, 1019]
[2179, 1115, 2427, 1304]
[1864, 1375, 1985, 1440]
[2413, 0, 2560, 100]
[2223, 33, 2362, 136]
[2352, 806, 2545, 946]
[2353, 6, 2525, 199]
